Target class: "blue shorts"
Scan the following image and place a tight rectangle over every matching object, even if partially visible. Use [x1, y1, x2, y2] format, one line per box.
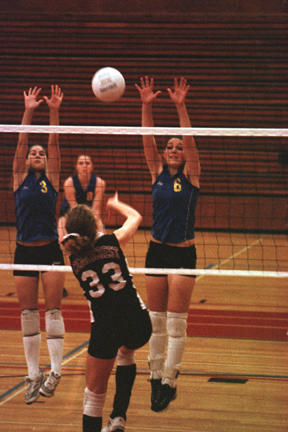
[13, 240, 64, 277]
[145, 240, 197, 277]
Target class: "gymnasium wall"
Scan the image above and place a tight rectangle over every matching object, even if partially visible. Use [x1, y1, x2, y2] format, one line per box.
[0, 1, 287, 232]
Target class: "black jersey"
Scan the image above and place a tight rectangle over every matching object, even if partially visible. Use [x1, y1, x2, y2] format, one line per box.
[69, 233, 146, 321]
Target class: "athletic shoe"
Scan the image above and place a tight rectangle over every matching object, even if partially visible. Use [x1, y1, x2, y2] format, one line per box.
[25, 372, 45, 404]
[150, 378, 162, 412]
[40, 371, 61, 397]
[152, 383, 177, 412]
[101, 416, 126, 431]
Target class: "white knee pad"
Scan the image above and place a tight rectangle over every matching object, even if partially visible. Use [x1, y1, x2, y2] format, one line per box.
[21, 309, 40, 337]
[83, 387, 106, 417]
[116, 349, 135, 366]
[166, 312, 187, 339]
[45, 309, 65, 339]
[148, 311, 167, 375]
[150, 311, 167, 335]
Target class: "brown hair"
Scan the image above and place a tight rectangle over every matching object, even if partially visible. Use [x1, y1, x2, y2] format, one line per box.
[64, 204, 97, 255]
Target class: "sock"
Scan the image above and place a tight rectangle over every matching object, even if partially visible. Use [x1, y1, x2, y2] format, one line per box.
[111, 364, 136, 420]
[46, 338, 64, 375]
[148, 311, 167, 380]
[23, 334, 41, 379]
[82, 414, 102, 432]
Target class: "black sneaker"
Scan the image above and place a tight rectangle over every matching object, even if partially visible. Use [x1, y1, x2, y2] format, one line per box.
[154, 383, 177, 412]
[150, 378, 162, 412]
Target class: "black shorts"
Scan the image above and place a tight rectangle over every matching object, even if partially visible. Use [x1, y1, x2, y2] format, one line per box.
[145, 240, 197, 277]
[88, 308, 152, 359]
[13, 240, 65, 277]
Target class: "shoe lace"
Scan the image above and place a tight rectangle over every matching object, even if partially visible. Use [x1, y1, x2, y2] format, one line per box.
[45, 372, 60, 390]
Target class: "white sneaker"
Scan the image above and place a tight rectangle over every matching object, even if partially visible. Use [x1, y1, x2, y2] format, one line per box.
[40, 371, 61, 397]
[102, 416, 126, 432]
[25, 372, 45, 404]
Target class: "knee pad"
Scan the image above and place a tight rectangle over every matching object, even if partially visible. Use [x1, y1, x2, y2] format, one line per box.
[167, 312, 187, 339]
[148, 311, 167, 374]
[116, 349, 135, 366]
[45, 308, 65, 339]
[21, 309, 40, 337]
[83, 387, 106, 417]
[150, 311, 167, 335]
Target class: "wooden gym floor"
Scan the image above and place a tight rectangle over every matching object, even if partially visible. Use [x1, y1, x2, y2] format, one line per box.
[0, 228, 287, 432]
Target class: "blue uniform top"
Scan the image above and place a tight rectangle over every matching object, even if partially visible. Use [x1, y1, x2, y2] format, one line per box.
[14, 169, 58, 242]
[152, 165, 199, 243]
[59, 174, 97, 216]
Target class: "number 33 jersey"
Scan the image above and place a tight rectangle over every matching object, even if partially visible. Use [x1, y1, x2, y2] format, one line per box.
[69, 233, 146, 318]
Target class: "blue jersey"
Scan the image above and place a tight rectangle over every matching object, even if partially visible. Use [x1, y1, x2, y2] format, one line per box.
[152, 165, 199, 243]
[59, 174, 97, 216]
[14, 169, 58, 242]
[69, 233, 146, 318]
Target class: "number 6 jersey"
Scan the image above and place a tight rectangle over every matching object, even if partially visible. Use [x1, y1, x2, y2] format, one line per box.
[69, 233, 146, 320]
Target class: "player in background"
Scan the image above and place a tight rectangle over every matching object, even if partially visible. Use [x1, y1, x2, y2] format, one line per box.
[58, 153, 106, 296]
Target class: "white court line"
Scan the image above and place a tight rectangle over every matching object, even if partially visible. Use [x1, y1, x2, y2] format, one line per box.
[0, 345, 87, 407]
[197, 237, 262, 281]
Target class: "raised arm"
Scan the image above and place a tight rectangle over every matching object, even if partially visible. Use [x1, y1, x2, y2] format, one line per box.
[168, 77, 201, 188]
[44, 84, 64, 191]
[135, 76, 162, 183]
[13, 87, 43, 190]
[106, 192, 142, 248]
[91, 177, 106, 232]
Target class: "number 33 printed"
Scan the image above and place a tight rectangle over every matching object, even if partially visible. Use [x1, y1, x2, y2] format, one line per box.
[81, 262, 126, 298]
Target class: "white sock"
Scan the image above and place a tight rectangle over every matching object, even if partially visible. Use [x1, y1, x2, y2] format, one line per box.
[23, 334, 41, 379]
[163, 312, 187, 387]
[46, 338, 63, 375]
[149, 311, 167, 380]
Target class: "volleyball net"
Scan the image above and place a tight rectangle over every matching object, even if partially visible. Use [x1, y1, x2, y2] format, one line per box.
[0, 124, 287, 277]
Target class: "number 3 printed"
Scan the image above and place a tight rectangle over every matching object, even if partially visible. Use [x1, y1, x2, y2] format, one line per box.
[81, 262, 126, 298]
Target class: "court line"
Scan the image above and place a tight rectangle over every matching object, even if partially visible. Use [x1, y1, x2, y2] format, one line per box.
[197, 237, 263, 281]
[0, 340, 88, 405]
[0, 420, 195, 432]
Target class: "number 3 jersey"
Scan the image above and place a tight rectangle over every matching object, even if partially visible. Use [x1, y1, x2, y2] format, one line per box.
[14, 169, 58, 242]
[69, 233, 146, 319]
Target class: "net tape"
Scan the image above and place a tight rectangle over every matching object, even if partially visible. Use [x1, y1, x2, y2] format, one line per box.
[1, 265, 287, 277]
[2, 124, 288, 136]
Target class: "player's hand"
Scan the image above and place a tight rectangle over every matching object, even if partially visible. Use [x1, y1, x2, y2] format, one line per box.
[135, 76, 161, 104]
[44, 84, 64, 110]
[23, 87, 43, 110]
[167, 77, 190, 105]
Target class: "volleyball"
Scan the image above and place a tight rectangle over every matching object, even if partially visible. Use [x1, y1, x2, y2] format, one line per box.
[91, 67, 125, 102]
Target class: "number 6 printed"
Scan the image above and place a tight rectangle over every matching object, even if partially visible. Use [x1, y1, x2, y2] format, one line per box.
[81, 262, 126, 298]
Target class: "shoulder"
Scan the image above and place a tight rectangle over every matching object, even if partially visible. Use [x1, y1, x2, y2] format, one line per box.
[64, 176, 74, 187]
[96, 176, 105, 187]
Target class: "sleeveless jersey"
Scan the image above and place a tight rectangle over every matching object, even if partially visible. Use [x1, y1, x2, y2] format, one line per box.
[69, 234, 146, 320]
[152, 165, 199, 243]
[14, 169, 58, 242]
[59, 174, 97, 216]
